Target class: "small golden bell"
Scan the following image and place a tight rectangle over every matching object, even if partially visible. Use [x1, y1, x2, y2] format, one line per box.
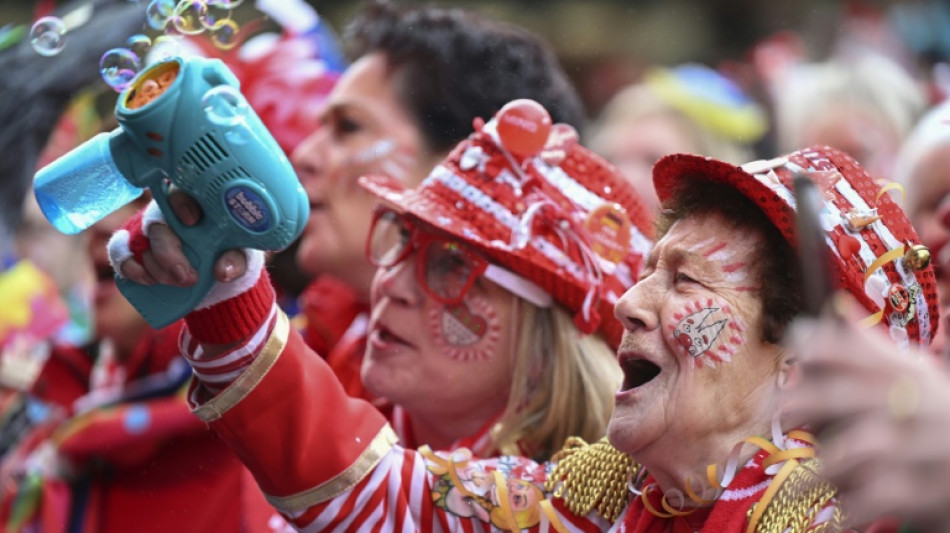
[904, 245, 931, 271]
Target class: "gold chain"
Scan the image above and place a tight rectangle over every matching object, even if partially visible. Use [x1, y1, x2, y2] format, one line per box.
[544, 436, 636, 522]
[753, 458, 841, 533]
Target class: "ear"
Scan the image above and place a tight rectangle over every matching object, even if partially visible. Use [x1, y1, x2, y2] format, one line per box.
[776, 351, 800, 390]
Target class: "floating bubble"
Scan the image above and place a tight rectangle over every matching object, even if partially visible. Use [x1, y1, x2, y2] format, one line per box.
[30, 16, 66, 56]
[208, 0, 243, 8]
[100, 48, 142, 92]
[202, 85, 249, 127]
[199, 4, 229, 30]
[210, 19, 239, 50]
[171, 0, 209, 35]
[146, 0, 176, 30]
[126, 34, 152, 59]
[149, 35, 184, 62]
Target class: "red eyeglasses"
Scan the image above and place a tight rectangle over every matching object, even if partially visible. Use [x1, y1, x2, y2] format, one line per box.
[366, 208, 490, 305]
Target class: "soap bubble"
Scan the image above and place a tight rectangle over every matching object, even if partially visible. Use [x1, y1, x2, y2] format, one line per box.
[148, 35, 184, 62]
[146, 0, 176, 30]
[210, 19, 239, 50]
[202, 85, 248, 127]
[208, 0, 243, 8]
[100, 48, 142, 92]
[170, 0, 209, 35]
[30, 16, 66, 56]
[126, 34, 152, 59]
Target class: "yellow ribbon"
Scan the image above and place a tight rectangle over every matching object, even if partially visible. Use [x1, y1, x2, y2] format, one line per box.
[685, 477, 717, 505]
[864, 246, 906, 282]
[860, 310, 884, 328]
[492, 470, 520, 533]
[876, 182, 906, 205]
[745, 459, 800, 533]
[539, 500, 569, 533]
[762, 447, 816, 470]
[785, 430, 817, 445]
[640, 485, 676, 518]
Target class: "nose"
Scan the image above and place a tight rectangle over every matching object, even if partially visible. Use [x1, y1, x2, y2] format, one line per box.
[614, 275, 661, 332]
[372, 251, 424, 308]
[291, 128, 328, 184]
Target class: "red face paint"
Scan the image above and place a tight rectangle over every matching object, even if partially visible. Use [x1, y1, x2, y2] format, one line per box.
[429, 295, 501, 362]
[668, 299, 744, 369]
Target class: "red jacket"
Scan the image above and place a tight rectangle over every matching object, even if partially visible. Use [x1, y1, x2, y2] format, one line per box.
[0, 322, 283, 533]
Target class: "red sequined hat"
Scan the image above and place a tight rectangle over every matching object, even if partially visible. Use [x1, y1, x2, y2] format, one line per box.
[360, 99, 654, 349]
[653, 146, 939, 348]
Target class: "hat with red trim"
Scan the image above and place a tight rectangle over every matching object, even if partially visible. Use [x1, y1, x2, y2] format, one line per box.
[653, 146, 939, 348]
[359, 99, 654, 348]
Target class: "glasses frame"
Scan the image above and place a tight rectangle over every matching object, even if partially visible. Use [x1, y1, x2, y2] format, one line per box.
[366, 207, 490, 306]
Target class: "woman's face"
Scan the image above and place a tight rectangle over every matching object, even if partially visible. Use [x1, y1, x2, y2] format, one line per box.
[86, 203, 148, 358]
[608, 212, 784, 466]
[291, 52, 438, 297]
[363, 226, 519, 424]
[599, 112, 695, 215]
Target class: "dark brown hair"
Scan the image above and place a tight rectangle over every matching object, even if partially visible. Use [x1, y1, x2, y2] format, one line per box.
[656, 180, 801, 343]
[345, 0, 586, 153]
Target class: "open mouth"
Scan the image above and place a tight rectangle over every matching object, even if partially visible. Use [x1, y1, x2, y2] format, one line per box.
[371, 322, 412, 348]
[619, 356, 661, 391]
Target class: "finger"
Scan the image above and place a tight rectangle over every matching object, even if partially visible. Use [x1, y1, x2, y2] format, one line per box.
[118, 259, 157, 285]
[819, 413, 902, 483]
[142, 250, 180, 286]
[781, 370, 888, 422]
[148, 224, 197, 285]
[214, 250, 247, 283]
[839, 467, 919, 527]
[167, 189, 202, 226]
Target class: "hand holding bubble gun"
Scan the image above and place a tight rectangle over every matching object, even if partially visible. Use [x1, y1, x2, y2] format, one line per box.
[33, 56, 309, 328]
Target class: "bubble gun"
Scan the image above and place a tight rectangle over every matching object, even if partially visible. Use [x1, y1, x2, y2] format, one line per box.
[33, 56, 309, 328]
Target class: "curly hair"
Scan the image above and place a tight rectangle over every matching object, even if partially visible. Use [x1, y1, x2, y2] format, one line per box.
[656, 180, 802, 344]
[344, 0, 586, 153]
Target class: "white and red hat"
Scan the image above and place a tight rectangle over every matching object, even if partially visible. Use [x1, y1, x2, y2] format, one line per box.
[654, 146, 939, 348]
[360, 99, 654, 349]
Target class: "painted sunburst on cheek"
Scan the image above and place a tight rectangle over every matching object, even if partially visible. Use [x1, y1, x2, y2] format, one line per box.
[428, 295, 501, 361]
[668, 298, 746, 368]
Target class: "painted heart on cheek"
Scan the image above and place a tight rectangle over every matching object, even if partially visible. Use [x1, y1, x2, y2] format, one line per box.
[442, 303, 488, 345]
[429, 296, 502, 362]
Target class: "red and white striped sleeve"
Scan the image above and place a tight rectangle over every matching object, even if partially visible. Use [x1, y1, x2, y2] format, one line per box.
[175, 272, 611, 532]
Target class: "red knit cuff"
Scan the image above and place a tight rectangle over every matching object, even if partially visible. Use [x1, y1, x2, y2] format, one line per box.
[123, 210, 149, 264]
[185, 270, 276, 345]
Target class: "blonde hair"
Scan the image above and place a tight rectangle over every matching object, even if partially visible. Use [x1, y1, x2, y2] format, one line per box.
[491, 299, 622, 461]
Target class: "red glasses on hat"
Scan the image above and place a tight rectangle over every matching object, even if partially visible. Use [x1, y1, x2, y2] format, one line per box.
[366, 207, 489, 305]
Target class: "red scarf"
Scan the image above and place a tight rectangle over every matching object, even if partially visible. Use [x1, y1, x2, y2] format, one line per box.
[620, 448, 774, 533]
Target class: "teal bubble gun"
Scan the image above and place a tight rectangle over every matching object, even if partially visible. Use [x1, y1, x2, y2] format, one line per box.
[33, 56, 308, 329]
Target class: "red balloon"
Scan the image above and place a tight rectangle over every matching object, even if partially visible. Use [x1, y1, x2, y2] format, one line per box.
[495, 99, 552, 158]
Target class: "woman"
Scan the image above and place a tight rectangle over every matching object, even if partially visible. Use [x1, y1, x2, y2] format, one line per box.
[284, 0, 587, 402]
[110, 100, 652, 467]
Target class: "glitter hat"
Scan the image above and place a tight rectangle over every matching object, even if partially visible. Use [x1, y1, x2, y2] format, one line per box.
[360, 99, 654, 348]
[653, 146, 939, 348]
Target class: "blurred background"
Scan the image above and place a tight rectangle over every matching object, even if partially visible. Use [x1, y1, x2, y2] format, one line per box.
[2, 0, 948, 117]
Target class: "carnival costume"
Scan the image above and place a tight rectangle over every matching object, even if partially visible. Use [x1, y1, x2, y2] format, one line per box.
[109, 100, 937, 532]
